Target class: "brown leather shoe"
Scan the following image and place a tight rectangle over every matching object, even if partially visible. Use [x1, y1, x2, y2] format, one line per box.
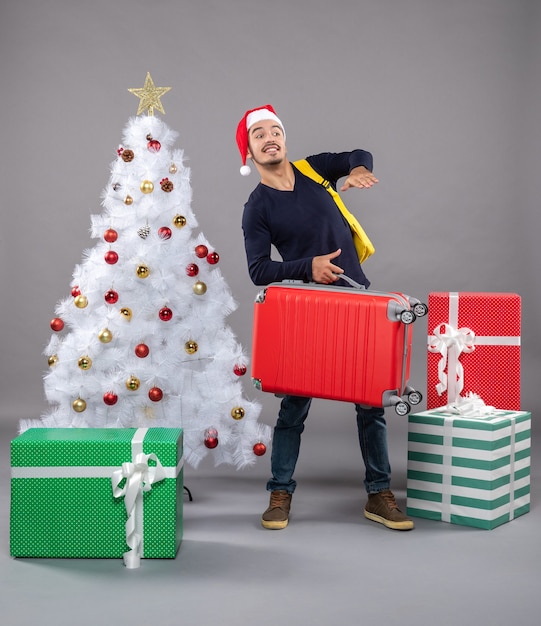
[364, 490, 414, 531]
[261, 490, 292, 530]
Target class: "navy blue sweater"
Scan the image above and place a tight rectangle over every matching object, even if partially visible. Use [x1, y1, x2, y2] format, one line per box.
[242, 151, 373, 288]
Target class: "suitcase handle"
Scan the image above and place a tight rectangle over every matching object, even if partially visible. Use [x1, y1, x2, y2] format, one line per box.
[333, 273, 365, 289]
[280, 274, 364, 289]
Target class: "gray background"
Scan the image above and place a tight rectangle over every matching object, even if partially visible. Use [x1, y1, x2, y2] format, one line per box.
[0, 1, 539, 625]
[1, 0, 540, 426]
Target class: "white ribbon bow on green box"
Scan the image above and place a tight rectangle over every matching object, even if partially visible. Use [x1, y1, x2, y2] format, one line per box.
[111, 428, 169, 569]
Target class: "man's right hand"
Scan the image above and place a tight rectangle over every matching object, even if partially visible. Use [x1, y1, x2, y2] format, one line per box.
[312, 249, 343, 284]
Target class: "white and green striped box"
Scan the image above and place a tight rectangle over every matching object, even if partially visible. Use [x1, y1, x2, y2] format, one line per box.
[406, 409, 531, 529]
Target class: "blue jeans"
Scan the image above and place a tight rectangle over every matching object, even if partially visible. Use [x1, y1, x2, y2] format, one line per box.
[266, 395, 391, 495]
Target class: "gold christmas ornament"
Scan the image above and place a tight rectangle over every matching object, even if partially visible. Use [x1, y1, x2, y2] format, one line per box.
[74, 295, 88, 309]
[173, 214, 186, 228]
[72, 398, 87, 413]
[78, 356, 92, 370]
[169, 163, 178, 174]
[184, 340, 198, 354]
[136, 264, 150, 278]
[98, 328, 113, 343]
[128, 72, 171, 116]
[124, 194, 134, 205]
[126, 375, 141, 391]
[193, 281, 207, 296]
[140, 180, 154, 194]
[48, 354, 58, 367]
[231, 406, 246, 421]
[120, 307, 133, 321]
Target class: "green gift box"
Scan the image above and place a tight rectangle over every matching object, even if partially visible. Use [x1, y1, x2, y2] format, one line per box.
[406, 409, 531, 530]
[10, 427, 183, 566]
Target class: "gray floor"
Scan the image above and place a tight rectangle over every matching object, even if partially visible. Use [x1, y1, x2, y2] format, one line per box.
[1, 403, 539, 626]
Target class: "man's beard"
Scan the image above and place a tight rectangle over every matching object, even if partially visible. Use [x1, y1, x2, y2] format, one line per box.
[252, 153, 284, 168]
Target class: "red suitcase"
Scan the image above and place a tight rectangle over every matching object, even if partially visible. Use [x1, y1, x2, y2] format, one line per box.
[251, 281, 427, 415]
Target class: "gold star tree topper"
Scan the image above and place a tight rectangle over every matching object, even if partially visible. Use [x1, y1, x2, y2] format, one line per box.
[128, 72, 171, 116]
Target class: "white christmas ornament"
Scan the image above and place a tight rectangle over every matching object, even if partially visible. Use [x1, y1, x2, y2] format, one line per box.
[26, 107, 270, 469]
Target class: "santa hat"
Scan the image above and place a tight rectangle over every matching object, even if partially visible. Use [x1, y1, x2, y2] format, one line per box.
[236, 104, 285, 176]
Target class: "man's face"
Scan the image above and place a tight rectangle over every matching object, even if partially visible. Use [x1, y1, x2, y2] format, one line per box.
[246, 119, 286, 167]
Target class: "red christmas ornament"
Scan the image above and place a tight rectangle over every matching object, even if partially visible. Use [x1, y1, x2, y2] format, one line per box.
[195, 244, 208, 258]
[71, 286, 81, 297]
[186, 263, 199, 277]
[50, 318, 64, 332]
[204, 437, 219, 449]
[103, 392, 118, 406]
[233, 364, 247, 376]
[104, 228, 118, 243]
[148, 387, 163, 402]
[104, 289, 119, 304]
[147, 139, 161, 153]
[206, 251, 219, 265]
[253, 442, 267, 457]
[135, 343, 150, 358]
[159, 307, 173, 321]
[104, 250, 119, 265]
[204, 427, 219, 448]
[158, 226, 172, 240]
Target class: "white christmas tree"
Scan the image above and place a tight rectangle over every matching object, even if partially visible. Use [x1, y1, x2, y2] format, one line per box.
[23, 73, 270, 469]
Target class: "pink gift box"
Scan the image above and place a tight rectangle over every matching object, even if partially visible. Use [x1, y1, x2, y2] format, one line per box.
[427, 292, 521, 410]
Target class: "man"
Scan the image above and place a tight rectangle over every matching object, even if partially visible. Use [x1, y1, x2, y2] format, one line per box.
[236, 104, 413, 531]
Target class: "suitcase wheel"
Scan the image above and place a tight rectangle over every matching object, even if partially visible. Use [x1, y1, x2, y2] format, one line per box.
[407, 390, 423, 405]
[407, 297, 428, 318]
[394, 400, 411, 416]
[399, 310, 416, 325]
[389, 394, 411, 415]
[412, 302, 428, 317]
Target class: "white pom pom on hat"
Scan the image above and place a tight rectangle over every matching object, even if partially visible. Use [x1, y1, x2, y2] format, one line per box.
[235, 104, 285, 176]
